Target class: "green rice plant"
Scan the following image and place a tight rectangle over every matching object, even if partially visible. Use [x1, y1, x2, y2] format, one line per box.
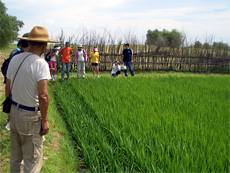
[54, 73, 229, 172]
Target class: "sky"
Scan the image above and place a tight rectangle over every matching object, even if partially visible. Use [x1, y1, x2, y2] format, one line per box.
[2, 0, 230, 44]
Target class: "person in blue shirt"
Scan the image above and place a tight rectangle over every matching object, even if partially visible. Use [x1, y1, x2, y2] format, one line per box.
[121, 43, 134, 76]
[9, 33, 30, 59]
[2, 33, 30, 83]
[9, 40, 22, 60]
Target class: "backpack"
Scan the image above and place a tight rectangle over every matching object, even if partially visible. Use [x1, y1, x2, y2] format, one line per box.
[45, 51, 52, 62]
[1, 58, 11, 77]
[1, 48, 21, 83]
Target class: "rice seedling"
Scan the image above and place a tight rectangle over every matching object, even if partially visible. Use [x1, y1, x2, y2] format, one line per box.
[54, 73, 229, 172]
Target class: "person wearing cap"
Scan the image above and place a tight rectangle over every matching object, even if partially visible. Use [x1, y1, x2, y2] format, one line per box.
[111, 60, 121, 77]
[49, 46, 61, 81]
[89, 47, 100, 77]
[2, 40, 21, 84]
[2, 33, 30, 84]
[122, 43, 134, 77]
[59, 42, 73, 80]
[9, 40, 22, 58]
[5, 26, 58, 172]
[75, 44, 87, 78]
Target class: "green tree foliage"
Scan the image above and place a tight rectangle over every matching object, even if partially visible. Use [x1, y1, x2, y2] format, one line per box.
[0, 1, 24, 49]
[213, 42, 229, 50]
[194, 41, 202, 49]
[146, 29, 167, 48]
[146, 29, 183, 48]
[203, 43, 210, 49]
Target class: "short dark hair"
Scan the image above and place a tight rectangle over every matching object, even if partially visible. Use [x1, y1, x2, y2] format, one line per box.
[17, 40, 21, 47]
[21, 40, 29, 48]
[125, 43, 129, 46]
[21, 32, 29, 48]
[29, 41, 47, 48]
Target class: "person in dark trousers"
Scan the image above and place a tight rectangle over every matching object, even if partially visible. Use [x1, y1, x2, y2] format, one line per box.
[121, 43, 134, 77]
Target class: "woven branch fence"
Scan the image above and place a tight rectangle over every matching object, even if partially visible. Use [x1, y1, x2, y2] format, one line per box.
[53, 53, 229, 74]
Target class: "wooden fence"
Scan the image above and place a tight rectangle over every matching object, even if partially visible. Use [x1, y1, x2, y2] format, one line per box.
[54, 53, 230, 74]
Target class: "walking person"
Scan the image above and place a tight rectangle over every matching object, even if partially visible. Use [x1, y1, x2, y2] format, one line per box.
[75, 44, 87, 78]
[121, 43, 134, 77]
[89, 47, 100, 78]
[49, 46, 60, 81]
[5, 26, 58, 172]
[59, 42, 73, 80]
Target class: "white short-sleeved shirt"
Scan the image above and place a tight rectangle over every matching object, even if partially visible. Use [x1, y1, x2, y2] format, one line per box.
[7, 52, 51, 107]
[50, 50, 59, 61]
[111, 64, 121, 74]
[78, 50, 84, 61]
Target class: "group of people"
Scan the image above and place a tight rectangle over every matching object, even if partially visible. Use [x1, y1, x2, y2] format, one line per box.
[2, 25, 135, 173]
[46, 42, 135, 80]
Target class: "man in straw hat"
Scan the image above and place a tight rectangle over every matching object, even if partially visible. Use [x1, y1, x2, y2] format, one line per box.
[5, 26, 58, 172]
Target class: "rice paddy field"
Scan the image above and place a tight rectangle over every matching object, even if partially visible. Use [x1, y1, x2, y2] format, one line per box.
[54, 73, 229, 172]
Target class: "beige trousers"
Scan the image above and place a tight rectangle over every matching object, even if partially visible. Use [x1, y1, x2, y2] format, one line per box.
[77, 61, 85, 78]
[10, 104, 43, 173]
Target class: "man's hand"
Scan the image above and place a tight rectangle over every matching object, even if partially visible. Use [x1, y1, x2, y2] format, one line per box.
[131, 60, 133, 64]
[40, 120, 49, 135]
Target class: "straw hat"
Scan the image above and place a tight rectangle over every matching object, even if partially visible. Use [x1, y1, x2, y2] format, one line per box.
[18, 26, 58, 43]
[78, 44, 83, 48]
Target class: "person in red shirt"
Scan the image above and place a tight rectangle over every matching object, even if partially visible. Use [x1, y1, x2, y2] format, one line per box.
[59, 42, 73, 80]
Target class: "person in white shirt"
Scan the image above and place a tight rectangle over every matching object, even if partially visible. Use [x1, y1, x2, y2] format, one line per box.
[75, 44, 88, 78]
[111, 61, 121, 77]
[5, 26, 58, 172]
[49, 46, 60, 81]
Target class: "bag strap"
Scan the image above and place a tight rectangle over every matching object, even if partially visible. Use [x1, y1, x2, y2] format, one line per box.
[11, 53, 32, 91]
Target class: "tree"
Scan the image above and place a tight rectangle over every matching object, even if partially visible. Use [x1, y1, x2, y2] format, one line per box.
[146, 29, 183, 48]
[194, 41, 202, 49]
[166, 29, 183, 48]
[0, 1, 24, 49]
[146, 29, 160, 45]
[146, 29, 168, 53]
[203, 43, 210, 49]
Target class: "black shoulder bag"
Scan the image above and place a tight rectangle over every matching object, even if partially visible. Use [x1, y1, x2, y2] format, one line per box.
[2, 54, 32, 113]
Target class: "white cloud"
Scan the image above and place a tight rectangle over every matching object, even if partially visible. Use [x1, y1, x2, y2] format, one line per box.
[95, 0, 127, 8]
[3, 0, 230, 43]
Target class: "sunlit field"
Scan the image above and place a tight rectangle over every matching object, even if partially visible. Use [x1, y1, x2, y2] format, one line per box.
[54, 73, 229, 172]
